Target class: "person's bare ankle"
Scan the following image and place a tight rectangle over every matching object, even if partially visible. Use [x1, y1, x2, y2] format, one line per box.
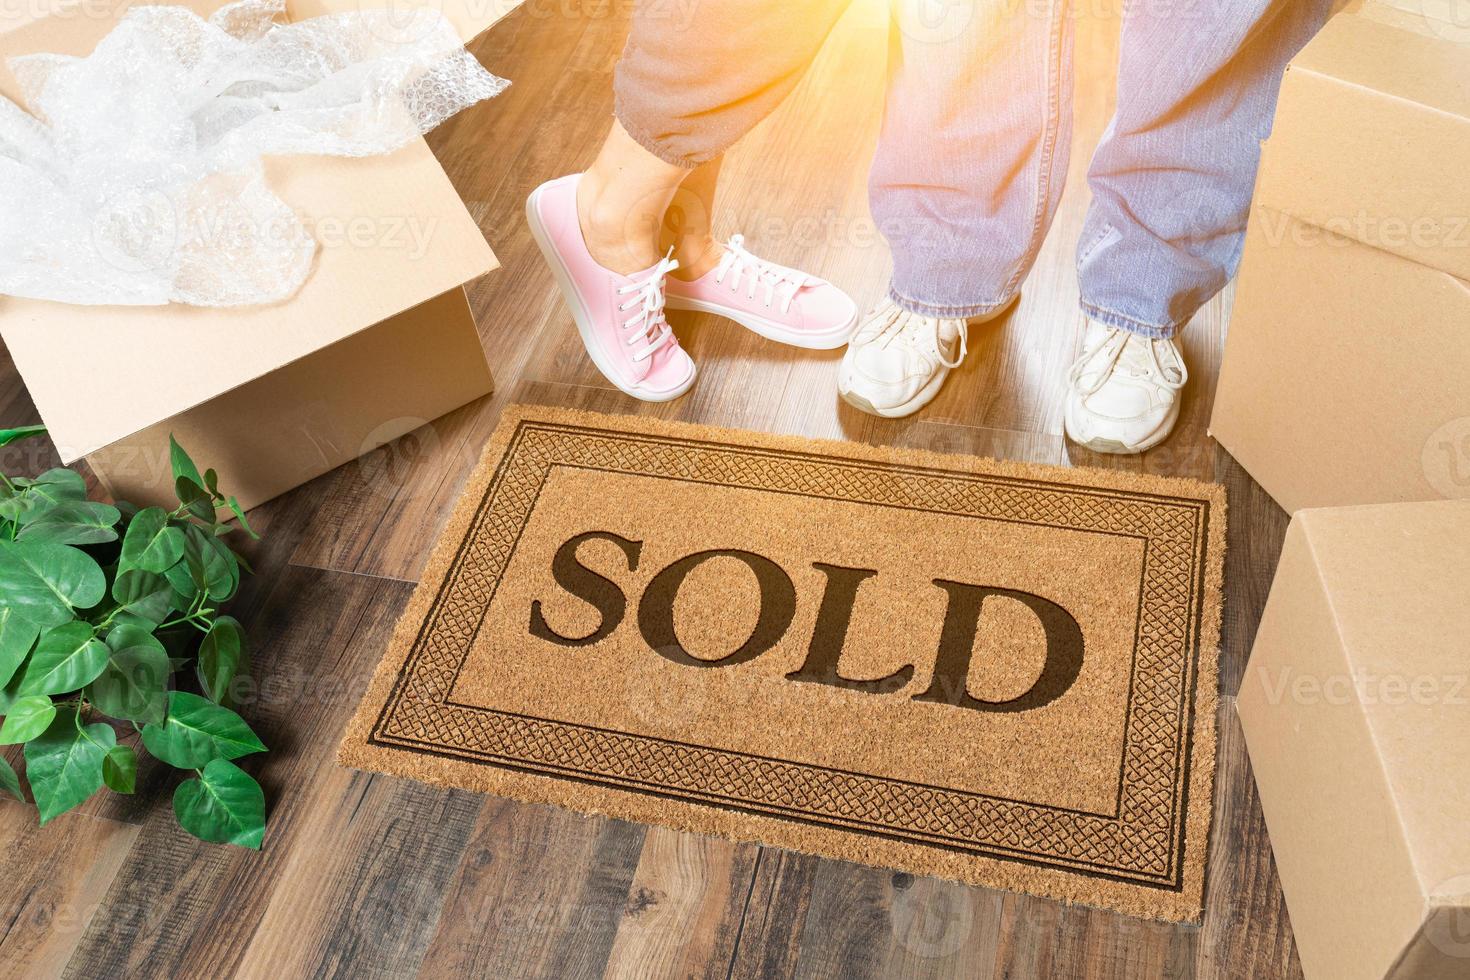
[670, 237, 723, 281]
[576, 176, 661, 275]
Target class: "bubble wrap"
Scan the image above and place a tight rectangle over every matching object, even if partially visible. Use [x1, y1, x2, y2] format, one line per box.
[0, 0, 509, 307]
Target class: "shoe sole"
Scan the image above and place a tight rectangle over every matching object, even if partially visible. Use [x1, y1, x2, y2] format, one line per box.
[1071, 430, 1168, 455]
[526, 184, 696, 403]
[836, 353, 949, 419]
[664, 295, 857, 350]
[1063, 399, 1180, 455]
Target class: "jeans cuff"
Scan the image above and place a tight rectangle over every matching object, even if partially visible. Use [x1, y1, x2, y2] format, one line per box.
[1079, 301, 1183, 340]
[888, 285, 1016, 320]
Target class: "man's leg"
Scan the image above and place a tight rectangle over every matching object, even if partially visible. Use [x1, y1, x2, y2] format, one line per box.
[1062, 0, 1332, 454]
[1077, 0, 1334, 336]
[841, 0, 1074, 418]
[871, 0, 1075, 318]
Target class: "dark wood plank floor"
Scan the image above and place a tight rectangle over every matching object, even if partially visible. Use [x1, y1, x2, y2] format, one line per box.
[0, 1, 1302, 976]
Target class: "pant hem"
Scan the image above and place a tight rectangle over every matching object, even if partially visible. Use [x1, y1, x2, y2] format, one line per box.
[888, 286, 1016, 320]
[1079, 301, 1183, 339]
[612, 103, 705, 170]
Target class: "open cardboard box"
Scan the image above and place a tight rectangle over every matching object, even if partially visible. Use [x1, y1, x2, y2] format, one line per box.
[1209, 0, 1470, 513]
[0, 0, 522, 510]
[1237, 500, 1470, 980]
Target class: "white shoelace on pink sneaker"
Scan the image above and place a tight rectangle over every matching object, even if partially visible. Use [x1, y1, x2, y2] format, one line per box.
[615, 251, 680, 363]
[711, 234, 811, 314]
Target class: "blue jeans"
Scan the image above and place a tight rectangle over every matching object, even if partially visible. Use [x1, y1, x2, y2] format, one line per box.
[615, 0, 1333, 337]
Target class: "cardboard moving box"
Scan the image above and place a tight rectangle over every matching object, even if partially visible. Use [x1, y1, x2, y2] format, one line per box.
[1237, 500, 1470, 980]
[0, 0, 520, 510]
[1210, 1, 1470, 513]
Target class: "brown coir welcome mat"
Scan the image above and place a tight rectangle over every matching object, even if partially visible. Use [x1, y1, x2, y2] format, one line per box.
[340, 406, 1225, 922]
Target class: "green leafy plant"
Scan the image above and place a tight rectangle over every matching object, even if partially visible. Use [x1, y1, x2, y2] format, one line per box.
[0, 426, 267, 848]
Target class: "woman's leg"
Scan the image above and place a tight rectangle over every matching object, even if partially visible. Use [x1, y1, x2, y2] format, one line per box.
[576, 130, 725, 282]
[576, 119, 693, 276]
[528, 0, 865, 403]
[583, 0, 854, 276]
[661, 157, 724, 281]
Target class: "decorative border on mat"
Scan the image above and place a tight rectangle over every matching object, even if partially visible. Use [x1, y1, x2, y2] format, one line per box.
[368, 420, 1212, 891]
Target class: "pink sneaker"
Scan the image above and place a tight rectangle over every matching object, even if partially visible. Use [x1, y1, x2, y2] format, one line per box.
[664, 235, 858, 350]
[526, 174, 696, 402]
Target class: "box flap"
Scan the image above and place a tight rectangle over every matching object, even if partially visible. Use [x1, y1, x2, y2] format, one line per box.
[1255, 10, 1470, 281]
[0, 0, 497, 462]
[1291, 8, 1470, 122]
[1299, 500, 1470, 902]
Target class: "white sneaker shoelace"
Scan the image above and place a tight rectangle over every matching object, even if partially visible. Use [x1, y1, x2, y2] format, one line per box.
[1067, 325, 1187, 398]
[859, 301, 969, 371]
[711, 234, 812, 314]
[615, 251, 680, 363]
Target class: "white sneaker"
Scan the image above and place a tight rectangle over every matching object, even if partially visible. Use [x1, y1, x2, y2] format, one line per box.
[1063, 320, 1188, 454]
[837, 299, 971, 418]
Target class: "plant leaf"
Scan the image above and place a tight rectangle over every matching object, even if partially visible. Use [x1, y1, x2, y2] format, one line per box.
[88, 625, 169, 725]
[197, 616, 244, 704]
[163, 546, 201, 604]
[225, 497, 259, 540]
[17, 622, 109, 696]
[0, 694, 56, 744]
[170, 438, 217, 522]
[140, 691, 265, 768]
[119, 507, 186, 574]
[102, 744, 136, 794]
[175, 477, 216, 523]
[0, 753, 23, 801]
[0, 540, 107, 627]
[169, 437, 206, 490]
[0, 424, 46, 448]
[5, 496, 52, 529]
[17, 501, 121, 546]
[111, 569, 175, 626]
[199, 532, 239, 602]
[0, 672, 21, 714]
[14, 468, 88, 515]
[23, 707, 115, 823]
[173, 758, 264, 848]
[166, 527, 234, 603]
[0, 608, 39, 690]
[2, 469, 86, 527]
